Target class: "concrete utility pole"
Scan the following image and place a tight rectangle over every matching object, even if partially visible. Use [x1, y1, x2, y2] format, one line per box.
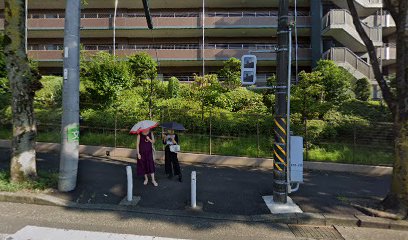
[273, 0, 289, 203]
[59, 0, 81, 192]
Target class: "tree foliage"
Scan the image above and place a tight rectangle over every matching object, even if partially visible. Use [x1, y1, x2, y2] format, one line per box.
[292, 71, 326, 119]
[128, 52, 158, 85]
[167, 76, 180, 98]
[354, 78, 371, 101]
[313, 60, 353, 105]
[218, 57, 241, 90]
[81, 52, 133, 107]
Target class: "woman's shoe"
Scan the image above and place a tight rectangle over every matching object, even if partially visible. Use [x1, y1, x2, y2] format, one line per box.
[152, 180, 158, 187]
[143, 179, 148, 185]
[178, 175, 183, 182]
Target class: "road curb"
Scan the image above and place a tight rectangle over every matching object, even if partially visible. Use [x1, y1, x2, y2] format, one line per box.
[0, 140, 393, 175]
[0, 191, 406, 230]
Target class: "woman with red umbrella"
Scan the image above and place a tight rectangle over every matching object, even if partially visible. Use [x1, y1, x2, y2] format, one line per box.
[131, 120, 159, 187]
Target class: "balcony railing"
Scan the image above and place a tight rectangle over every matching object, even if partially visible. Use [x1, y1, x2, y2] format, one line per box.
[29, 43, 312, 51]
[323, 47, 374, 79]
[322, 9, 382, 43]
[0, 11, 311, 30]
[21, 10, 310, 19]
[27, 46, 312, 62]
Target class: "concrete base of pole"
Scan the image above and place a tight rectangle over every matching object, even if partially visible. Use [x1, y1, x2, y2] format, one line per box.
[185, 201, 203, 212]
[262, 196, 303, 214]
[119, 196, 141, 206]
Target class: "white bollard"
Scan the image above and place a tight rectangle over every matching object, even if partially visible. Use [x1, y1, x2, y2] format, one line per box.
[191, 171, 197, 208]
[126, 166, 133, 202]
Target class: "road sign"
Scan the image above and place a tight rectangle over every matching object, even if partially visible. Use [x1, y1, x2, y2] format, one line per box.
[241, 55, 257, 85]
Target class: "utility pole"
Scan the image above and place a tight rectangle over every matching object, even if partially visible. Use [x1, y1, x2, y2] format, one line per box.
[273, 0, 289, 203]
[59, 0, 81, 192]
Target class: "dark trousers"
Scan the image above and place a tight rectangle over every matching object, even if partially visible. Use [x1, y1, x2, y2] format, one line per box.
[164, 145, 181, 176]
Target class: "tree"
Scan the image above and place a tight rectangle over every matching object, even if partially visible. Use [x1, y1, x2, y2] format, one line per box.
[4, 0, 42, 182]
[354, 78, 371, 101]
[314, 60, 353, 105]
[192, 74, 222, 118]
[347, 0, 408, 217]
[128, 52, 158, 118]
[81, 52, 132, 107]
[218, 57, 241, 90]
[292, 71, 326, 120]
[167, 76, 180, 98]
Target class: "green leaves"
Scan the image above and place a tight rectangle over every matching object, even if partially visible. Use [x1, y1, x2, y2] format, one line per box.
[354, 78, 371, 101]
[218, 57, 241, 90]
[128, 52, 158, 85]
[81, 52, 133, 107]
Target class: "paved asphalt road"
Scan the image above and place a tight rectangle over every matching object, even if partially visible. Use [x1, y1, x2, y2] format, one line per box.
[0, 148, 391, 215]
[1, 202, 408, 240]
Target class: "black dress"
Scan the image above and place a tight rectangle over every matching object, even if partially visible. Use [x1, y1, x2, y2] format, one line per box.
[163, 134, 181, 178]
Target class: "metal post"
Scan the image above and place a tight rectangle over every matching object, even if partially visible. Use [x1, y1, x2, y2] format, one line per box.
[257, 117, 260, 158]
[202, 0, 205, 76]
[209, 108, 212, 155]
[286, 28, 292, 191]
[126, 166, 133, 201]
[113, 0, 118, 57]
[59, 0, 81, 192]
[114, 110, 117, 149]
[273, 0, 289, 203]
[191, 171, 197, 208]
[25, 0, 28, 54]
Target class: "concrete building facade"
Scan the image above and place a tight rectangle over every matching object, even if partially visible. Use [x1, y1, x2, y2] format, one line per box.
[0, 0, 396, 96]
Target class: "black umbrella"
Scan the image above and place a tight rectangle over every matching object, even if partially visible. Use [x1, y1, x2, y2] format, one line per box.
[161, 122, 186, 131]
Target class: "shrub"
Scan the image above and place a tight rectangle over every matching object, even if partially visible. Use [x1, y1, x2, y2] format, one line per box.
[35, 76, 63, 107]
[354, 78, 371, 101]
[167, 77, 180, 98]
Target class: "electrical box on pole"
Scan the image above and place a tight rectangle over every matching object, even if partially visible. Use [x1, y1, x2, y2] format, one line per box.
[241, 55, 257, 85]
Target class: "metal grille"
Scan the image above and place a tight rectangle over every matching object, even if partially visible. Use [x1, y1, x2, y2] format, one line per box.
[289, 225, 345, 240]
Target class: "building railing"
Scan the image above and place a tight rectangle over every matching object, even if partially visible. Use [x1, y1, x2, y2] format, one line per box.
[19, 10, 310, 19]
[29, 43, 311, 51]
[363, 12, 396, 28]
[322, 9, 382, 43]
[322, 47, 374, 79]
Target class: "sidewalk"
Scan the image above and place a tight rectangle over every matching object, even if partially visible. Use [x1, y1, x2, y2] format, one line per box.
[0, 148, 391, 216]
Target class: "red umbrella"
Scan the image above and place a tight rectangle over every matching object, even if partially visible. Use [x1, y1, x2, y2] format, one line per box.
[129, 120, 158, 135]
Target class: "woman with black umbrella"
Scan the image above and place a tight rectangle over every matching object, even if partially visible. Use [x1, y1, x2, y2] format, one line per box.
[161, 122, 184, 182]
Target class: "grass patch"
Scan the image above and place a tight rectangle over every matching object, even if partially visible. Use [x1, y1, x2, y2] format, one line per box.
[307, 143, 394, 166]
[0, 170, 58, 192]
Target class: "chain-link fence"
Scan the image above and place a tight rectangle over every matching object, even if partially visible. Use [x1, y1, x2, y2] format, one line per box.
[0, 104, 394, 166]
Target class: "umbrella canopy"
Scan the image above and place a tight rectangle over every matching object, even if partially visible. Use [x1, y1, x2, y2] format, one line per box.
[130, 120, 158, 134]
[161, 122, 186, 131]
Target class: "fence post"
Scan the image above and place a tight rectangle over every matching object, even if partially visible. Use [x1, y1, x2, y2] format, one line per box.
[304, 117, 308, 161]
[353, 121, 356, 164]
[209, 108, 212, 155]
[257, 115, 260, 158]
[114, 110, 117, 149]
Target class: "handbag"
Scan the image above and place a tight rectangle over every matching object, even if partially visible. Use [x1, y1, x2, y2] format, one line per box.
[169, 144, 180, 153]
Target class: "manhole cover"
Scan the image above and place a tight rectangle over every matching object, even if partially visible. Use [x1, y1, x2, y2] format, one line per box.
[289, 225, 344, 239]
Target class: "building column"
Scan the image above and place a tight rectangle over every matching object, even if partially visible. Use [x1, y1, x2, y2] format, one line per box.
[311, 0, 322, 68]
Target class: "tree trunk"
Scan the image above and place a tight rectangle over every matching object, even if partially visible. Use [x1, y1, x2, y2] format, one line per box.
[4, 0, 40, 182]
[383, 119, 408, 218]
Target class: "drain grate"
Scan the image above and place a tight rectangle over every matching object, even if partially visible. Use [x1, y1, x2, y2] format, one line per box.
[289, 225, 344, 239]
